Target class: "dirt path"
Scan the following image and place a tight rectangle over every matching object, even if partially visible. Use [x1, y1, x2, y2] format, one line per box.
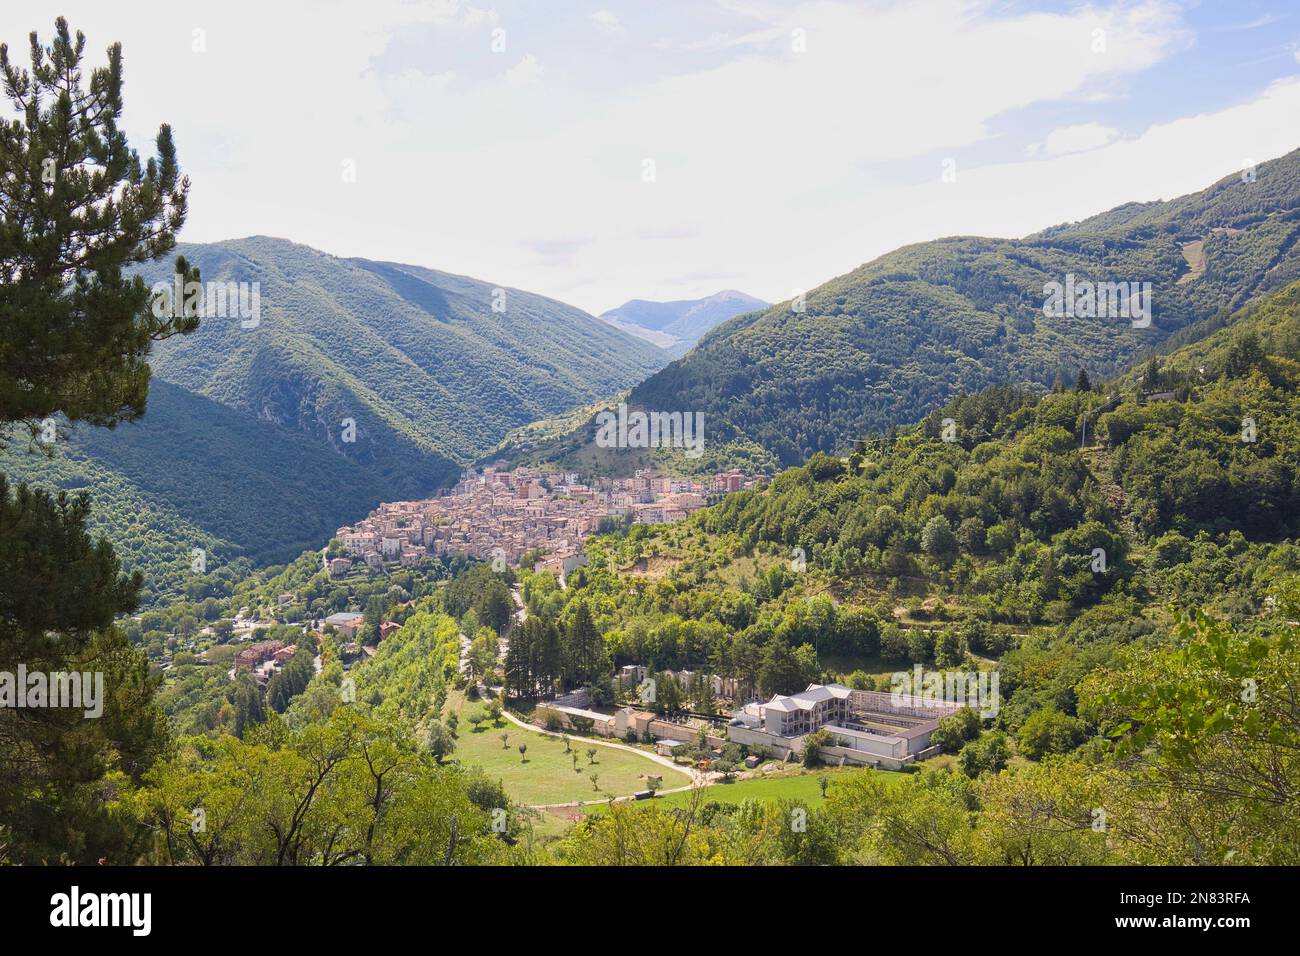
[489, 700, 712, 809]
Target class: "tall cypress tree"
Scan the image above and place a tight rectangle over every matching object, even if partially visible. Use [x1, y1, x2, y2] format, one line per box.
[503, 620, 531, 699]
[535, 617, 563, 696]
[565, 601, 604, 688]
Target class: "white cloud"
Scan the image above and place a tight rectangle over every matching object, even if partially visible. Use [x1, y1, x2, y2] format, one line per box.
[1222, 14, 1287, 31]
[853, 76, 1300, 276]
[381, 68, 455, 107]
[5, 0, 1295, 316]
[1034, 122, 1121, 157]
[591, 10, 624, 36]
[504, 53, 544, 87]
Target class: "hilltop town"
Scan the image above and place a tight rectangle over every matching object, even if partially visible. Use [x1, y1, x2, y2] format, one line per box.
[327, 465, 760, 577]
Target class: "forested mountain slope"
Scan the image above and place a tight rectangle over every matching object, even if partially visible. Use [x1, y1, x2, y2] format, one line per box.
[687, 278, 1300, 624]
[148, 237, 669, 494]
[513, 149, 1300, 473]
[0, 380, 397, 604]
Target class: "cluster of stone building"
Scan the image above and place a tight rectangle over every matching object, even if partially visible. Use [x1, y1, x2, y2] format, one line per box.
[231, 638, 300, 685]
[234, 639, 296, 672]
[316, 611, 400, 662]
[325, 465, 757, 576]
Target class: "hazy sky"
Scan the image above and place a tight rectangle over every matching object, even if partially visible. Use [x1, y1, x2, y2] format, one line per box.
[4, 0, 1300, 314]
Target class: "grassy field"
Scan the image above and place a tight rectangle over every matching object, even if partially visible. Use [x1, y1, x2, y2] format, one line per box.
[640, 764, 902, 808]
[530, 756, 908, 840]
[551, 764, 905, 834]
[444, 692, 692, 806]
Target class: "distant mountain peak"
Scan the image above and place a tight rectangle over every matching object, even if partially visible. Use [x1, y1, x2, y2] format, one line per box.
[599, 289, 768, 357]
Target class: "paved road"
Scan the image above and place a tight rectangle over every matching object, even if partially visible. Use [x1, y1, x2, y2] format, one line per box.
[509, 585, 528, 623]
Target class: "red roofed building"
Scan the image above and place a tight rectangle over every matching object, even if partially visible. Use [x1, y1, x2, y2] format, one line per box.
[235, 640, 285, 671]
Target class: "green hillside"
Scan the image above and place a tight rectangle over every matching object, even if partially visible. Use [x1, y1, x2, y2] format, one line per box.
[640, 280, 1300, 635]
[0, 380, 397, 605]
[509, 149, 1300, 473]
[147, 237, 669, 496]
